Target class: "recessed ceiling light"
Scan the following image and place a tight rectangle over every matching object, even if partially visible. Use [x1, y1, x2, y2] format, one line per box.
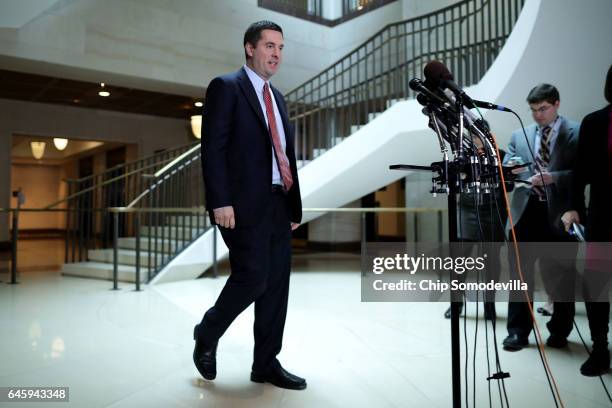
[98, 82, 110, 97]
[194, 101, 203, 107]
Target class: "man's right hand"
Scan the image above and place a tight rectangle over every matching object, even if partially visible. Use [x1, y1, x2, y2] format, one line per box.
[213, 206, 235, 229]
[561, 210, 580, 232]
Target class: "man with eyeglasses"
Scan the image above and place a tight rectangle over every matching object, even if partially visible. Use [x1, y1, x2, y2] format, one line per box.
[501, 84, 580, 352]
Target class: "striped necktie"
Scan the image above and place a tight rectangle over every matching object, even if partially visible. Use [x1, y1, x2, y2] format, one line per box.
[536, 125, 552, 169]
[533, 125, 552, 199]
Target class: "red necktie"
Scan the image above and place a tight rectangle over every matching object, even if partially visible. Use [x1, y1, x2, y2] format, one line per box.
[263, 82, 293, 191]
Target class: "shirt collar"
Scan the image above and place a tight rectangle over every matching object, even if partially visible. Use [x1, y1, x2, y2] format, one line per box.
[243, 64, 269, 93]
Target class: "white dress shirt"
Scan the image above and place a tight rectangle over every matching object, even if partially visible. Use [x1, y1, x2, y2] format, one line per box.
[244, 64, 287, 186]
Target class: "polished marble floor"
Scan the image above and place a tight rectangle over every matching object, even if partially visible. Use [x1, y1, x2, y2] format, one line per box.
[0, 252, 610, 407]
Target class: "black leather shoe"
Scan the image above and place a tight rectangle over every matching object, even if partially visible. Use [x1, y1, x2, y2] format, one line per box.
[444, 303, 464, 319]
[580, 348, 610, 377]
[193, 324, 217, 380]
[536, 306, 552, 316]
[503, 334, 528, 351]
[546, 334, 568, 349]
[251, 364, 307, 390]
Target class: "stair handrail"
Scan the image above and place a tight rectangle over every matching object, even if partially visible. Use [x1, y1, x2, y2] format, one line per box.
[285, 0, 525, 162]
[286, 0, 496, 101]
[64, 142, 198, 184]
[126, 144, 201, 209]
[45, 159, 172, 209]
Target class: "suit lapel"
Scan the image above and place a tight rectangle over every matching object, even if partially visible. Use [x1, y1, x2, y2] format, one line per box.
[552, 117, 571, 155]
[236, 68, 267, 130]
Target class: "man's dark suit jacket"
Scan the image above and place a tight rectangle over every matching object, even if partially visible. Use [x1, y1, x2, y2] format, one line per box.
[571, 105, 611, 241]
[201, 67, 302, 227]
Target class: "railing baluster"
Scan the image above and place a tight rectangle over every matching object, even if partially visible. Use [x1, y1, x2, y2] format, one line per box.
[135, 211, 141, 291]
[112, 210, 119, 290]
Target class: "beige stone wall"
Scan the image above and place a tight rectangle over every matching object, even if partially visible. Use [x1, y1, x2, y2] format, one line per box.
[11, 163, 63, 230]
[0, 0, 403, 94]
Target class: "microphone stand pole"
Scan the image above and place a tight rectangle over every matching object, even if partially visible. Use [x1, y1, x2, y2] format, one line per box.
[390, 102, 462, 408]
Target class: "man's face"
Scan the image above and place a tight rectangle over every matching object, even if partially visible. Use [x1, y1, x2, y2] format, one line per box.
[529, 100, 560, 127]
[245, 29, 283, 81]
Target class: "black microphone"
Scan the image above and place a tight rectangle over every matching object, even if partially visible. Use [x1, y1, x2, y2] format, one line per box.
[471, 99, 512, 113]
[424, 61, 473, 104]
[416, 93, 429, 106]
[424, 61, 513, 112]
[409, 78, 454, 110]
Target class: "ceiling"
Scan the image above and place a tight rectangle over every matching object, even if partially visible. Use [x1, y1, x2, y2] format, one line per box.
[0, 69, 203, 119]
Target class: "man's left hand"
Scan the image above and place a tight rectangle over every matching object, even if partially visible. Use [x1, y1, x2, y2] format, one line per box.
[291, 223, 300, 231]
[528, 171, 554, 186]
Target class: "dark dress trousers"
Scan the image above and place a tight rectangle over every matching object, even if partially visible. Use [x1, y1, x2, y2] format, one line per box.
[199, 67, 302, 372]
[571, 105, 611, 346]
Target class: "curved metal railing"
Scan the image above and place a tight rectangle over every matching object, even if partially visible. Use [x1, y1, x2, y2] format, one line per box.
[285, 0, 525, 163]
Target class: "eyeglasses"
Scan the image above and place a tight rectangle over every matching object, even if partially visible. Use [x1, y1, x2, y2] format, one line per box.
[529, 105, 554, 114]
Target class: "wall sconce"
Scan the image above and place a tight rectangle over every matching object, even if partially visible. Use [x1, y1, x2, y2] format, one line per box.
[30, 141, 46, 159]
[190, 115, 202, 139]
[53, 138, 69, 151]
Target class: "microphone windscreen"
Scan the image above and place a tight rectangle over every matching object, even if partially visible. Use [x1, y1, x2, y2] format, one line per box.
[424, 60, 453, 85]
[416, 93, 429, 106]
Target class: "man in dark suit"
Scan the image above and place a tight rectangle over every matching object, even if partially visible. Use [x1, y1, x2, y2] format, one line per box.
[194, 20, 305, 390]
[502, 84, 580, 351]
[561, 64, 612, 376]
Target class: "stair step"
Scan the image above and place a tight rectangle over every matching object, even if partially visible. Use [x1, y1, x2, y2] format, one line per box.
[118, 237, 187, 253]
[367, 112, 382, 122]
[88, 248, 163, 267]
[139, 225, 205, 240]
[332, 136, 345, 146]
[61, 261, 149, 283]
[312, 148, 328, 158]
[296, 159, 311, 168]
[350, 125, 363, 134]
[386, 98, 402, 108]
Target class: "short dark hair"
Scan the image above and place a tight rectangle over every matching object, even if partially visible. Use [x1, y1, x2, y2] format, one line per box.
[604, 64, 612, 104]
[243, 21, 283, 60]
[526, 83, 560, 105]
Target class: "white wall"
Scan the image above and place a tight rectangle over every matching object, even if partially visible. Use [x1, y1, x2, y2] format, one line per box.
[401, 0, 457, 20]
[0, 0, 59, 28]
[474, 0, 612, 147]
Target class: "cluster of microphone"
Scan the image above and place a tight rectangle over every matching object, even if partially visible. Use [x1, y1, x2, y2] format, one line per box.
[409, 61, 518, 196]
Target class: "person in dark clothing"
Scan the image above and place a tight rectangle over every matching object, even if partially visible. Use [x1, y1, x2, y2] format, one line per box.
[561, 65, 612, 376]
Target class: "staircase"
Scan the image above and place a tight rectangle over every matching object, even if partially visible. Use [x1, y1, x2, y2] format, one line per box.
[286, 0, 525, 163]
[52, 143, 212, 283]
[62, 215, 210, 283]
[54, 0, 526, 285]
